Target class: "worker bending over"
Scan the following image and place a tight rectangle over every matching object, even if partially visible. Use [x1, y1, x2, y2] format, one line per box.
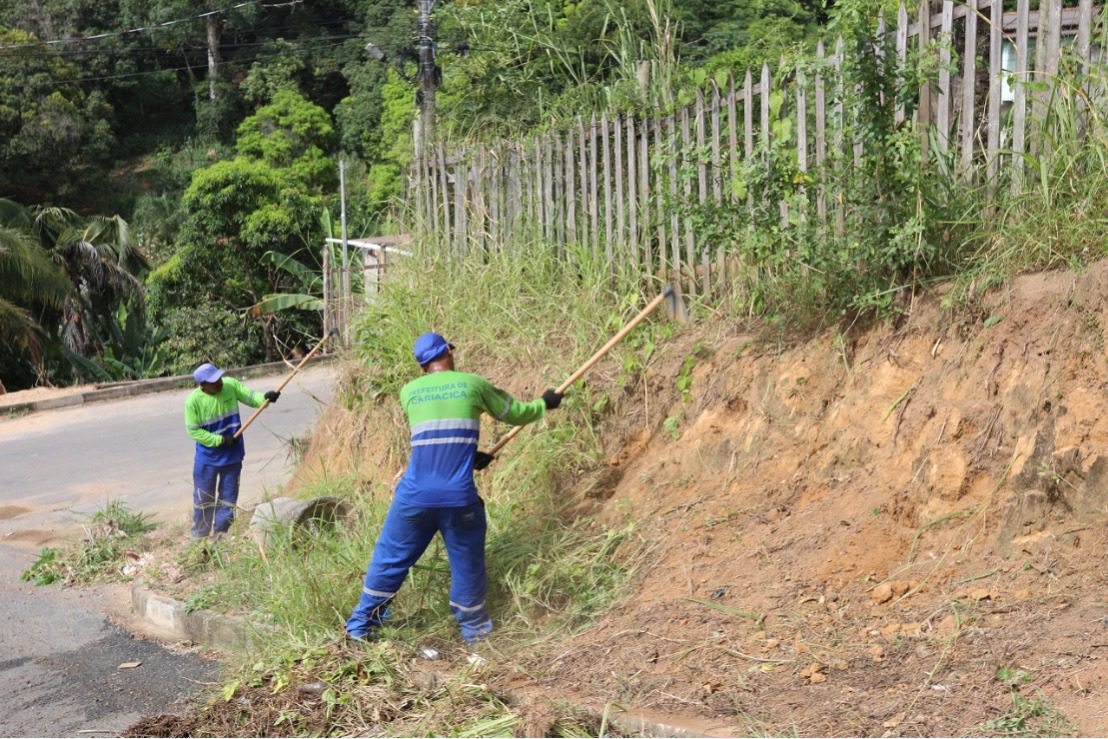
[345, 332, 561, 643]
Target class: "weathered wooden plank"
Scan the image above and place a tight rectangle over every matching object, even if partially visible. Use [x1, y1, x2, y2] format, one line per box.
[960, 1, 978, 176]
[553, 136, 564, 249]
[1077, 0, 1094, 136]
[437, 143, 451, 249]
[667, 114, 681, 287]
[896, 3, 909, 125]
[626, 114, 638, 270]
[537, 138, 546, 244]
[614, 113, 625, 261]
[565, 130, 577, 247]
[589, 114, 599, 259]
[936, 0, 954, 153]
[654, 117, 666, 280]
[640, 116, 652, 277]
[986, 0, 1003, 193]
[760, 63, 771, 159]
[454, 153, 466, 254]
[601, 113, 613, 262]
[727, 74, 739, 201]
[1040, 0, 1063, 153]
[472, 148, 485, 254]
[702, 245, 711, 296]
[1029, 0, 1048, 155]
[797, 63, 808, 223]
[744, 68, 755, 215]
[521, 144, 533, 247]
[681, 105, 697, 296]
[426, 153, 438, 242]
[834, 36, 845, 235]
[1077, 0, 1093, 71]
[918, 0, 932, 161]
[711, 85, 722, 204]
[489, 148, 501, 249]
[815, 39, 827, 223]
[1011, 0, 1030, 189]
[578, 120, 588, 250]
[696, 89, 709, 207]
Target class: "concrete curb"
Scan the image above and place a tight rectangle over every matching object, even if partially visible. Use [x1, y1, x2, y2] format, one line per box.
[2, 356, 335, 418]
[131, 578, 261, 653]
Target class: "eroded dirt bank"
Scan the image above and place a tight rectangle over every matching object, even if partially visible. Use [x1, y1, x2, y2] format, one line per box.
[289, 262, 1108, 736]
[500, 263, 1108, 736]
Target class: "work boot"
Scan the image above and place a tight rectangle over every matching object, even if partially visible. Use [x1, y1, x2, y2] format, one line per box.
[345, 628, 381, 646]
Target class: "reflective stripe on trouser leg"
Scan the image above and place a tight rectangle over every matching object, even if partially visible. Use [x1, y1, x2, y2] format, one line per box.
[345, 500, 438, 638]
[191, 459, 219, 538]
[439, 502, 491, 643]
[212, 463, 242, 534]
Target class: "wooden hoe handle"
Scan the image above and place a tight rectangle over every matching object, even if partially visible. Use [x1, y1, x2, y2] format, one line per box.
[485, 289, 672, 457]
[234, 331, 335, 439]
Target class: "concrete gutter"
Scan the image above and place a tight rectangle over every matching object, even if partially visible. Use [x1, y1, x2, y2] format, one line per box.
[131, 578, 263, 653]
[1, 356, 335, 418]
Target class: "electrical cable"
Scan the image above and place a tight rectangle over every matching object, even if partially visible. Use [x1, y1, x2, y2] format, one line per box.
[0, 0, 306, 51]
[62, 36, 356, 84]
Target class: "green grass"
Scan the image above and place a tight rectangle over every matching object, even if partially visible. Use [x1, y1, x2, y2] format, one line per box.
[174, 241, 666, 734]
[20, 500, 157, 585]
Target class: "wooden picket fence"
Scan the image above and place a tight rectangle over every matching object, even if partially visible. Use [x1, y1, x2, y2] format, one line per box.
[411, 0, 1104, 298]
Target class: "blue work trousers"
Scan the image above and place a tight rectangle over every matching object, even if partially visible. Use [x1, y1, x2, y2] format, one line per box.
[346, 499, 491, 644]
[191, 460, 242, 537]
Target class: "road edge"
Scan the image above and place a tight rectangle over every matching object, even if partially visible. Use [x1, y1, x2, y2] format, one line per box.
[2, 356, 336, 419]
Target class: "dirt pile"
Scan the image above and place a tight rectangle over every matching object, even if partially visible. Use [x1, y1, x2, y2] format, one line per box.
[505, 262, 1108, 736]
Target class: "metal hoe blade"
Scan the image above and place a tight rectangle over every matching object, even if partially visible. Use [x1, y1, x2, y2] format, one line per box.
[662, 284, 690, 324]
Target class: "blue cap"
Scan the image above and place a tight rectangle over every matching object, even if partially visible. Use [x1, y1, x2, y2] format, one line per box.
[193, 362, 225, 384]
[413, 332, 454, 365]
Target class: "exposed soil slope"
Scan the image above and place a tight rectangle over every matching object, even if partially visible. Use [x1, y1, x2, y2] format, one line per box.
[498, 263, 1108, 736]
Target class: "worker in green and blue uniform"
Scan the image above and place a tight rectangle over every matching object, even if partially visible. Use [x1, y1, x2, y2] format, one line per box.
[345, 332, 562, 644]
[185, 363, 280, 539]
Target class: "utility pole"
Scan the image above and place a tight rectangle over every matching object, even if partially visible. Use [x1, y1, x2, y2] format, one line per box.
[414, 0, 437, 161]
[339, 159, 350, 344]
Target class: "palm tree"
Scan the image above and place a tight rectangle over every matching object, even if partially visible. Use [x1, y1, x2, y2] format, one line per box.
[0, 198, 151, 388]
[0, 221, 73, 386]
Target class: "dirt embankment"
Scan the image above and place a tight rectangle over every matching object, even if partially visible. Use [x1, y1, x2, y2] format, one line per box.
[502, 263, 1108, 736]
[289, 262, 1108, 736]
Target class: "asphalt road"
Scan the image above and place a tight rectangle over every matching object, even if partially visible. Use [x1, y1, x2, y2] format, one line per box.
[0, 544, 218, 737]
[0, 364, 335, 548]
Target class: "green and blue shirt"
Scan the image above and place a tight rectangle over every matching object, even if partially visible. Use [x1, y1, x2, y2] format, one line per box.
[396, 370, 545, 507]
[184, 377, 264, 466]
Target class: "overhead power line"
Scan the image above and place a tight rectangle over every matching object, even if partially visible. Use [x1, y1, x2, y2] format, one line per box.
[66, 36, 355, 84]
[0, 27, 361, 60]
[0, 0, 305, 51]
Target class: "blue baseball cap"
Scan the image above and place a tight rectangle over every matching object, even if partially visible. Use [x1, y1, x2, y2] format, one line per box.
[413, 332, 454, 365]
[193, 362, 225, 384]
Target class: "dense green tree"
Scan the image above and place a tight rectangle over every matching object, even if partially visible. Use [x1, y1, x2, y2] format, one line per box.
[0, 28, 115, 202]
[236, 90, 338, 192]
[148, 94, 335, 369]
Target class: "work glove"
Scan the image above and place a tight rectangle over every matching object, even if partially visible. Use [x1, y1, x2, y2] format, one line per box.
[473, 451, 495, 470]
[264, 390, 281, 403]
[220, 434, 238, 447]
[541, 388, 563, 410]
